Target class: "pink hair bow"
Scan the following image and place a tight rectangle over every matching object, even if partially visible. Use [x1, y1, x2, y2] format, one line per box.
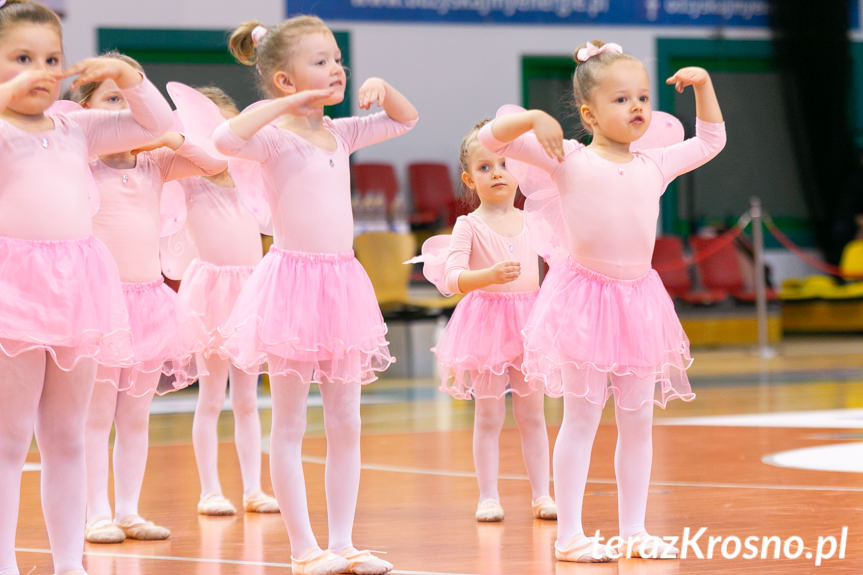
[251, 25, 268, 46]
[0, 1, 7, 8]
[576, 42, 623, 63]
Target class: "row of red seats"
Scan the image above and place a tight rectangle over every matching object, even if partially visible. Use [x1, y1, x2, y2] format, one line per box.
[653, 235, 778, 305]
[352, 162, 526, 229]
[351, 162, 462, 228]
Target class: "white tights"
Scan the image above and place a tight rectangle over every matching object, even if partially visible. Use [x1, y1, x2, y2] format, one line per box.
[85, 371, 160, 523]
[554, 372, 655, 543]
[268, 374, 362, 558]
[192, 354, 264, 498]
[0, 349, 96, 575]
[473, 376, 550, 502]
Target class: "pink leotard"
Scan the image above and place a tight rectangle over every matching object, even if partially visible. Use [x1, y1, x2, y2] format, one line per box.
[0, 79, 173, 240]
[479, 119, 726, 279]
[91, 143, 226, 282]
[445, 211, 540, 294]
[212, 112, 417, 252]
[179, 176, 263, 267]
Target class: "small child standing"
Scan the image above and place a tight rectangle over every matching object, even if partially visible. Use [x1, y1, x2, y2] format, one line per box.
[417, 120, 555, 523]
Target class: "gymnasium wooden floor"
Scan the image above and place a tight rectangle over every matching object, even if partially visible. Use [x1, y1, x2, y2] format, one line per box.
[14, 335, 863, 574]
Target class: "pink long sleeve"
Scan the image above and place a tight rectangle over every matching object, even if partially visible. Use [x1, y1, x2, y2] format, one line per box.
[212, 112, 416, 253]
[67, 76, 174, 157]
[152, 139, 228, 182]
[444, 213, 540, 295]
[480, 118, 726, 279]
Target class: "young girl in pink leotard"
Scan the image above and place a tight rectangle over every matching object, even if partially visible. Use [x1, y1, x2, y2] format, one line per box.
[212, 15, 417, 575]
[415, 120, 556, 524]
[67, 53, 226, 545]
[0, 2, 173, 573]
[480, 41, 725, 562]
[172, 86, 279, 517]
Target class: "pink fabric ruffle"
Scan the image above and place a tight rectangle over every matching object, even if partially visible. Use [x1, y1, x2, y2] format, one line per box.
[220, 247, 394, 383]
[177, 258, 255, 357]
[434, 290, 538, 399]
[0, 235, 134, 370]
[96, 279, 200, 397]
[523, 260, 694, 410]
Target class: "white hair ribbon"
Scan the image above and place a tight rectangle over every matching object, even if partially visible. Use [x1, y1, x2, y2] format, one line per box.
[575, 42, 624, 63]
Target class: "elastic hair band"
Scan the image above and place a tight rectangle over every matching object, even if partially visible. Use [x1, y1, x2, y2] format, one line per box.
[251, 25, 268, 46]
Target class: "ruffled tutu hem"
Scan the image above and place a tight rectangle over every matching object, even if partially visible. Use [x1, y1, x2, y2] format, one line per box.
[178, 259, 255, 358]
[221, 248, 394, 384]
[0, 235, 134, 370]
[433, 290, 539, 399]
[523, 259, 694, 410]
[95, 279, 200, 397]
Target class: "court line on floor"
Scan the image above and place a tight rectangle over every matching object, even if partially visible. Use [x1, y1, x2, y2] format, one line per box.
[299, 456, 863, 493]
[15, 547, 478, 575]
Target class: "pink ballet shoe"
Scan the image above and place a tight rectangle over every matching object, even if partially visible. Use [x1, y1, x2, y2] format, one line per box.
[84, 517, 125, 544]
[115, 515, 171, 540]
[618, 532, 680, 559]
[555, 534, 615, 563]
[197, 493, 237, 516]
[531, 495, 557, 520]
[335, 548, 393, 575]
[475, 498, 504, 522]
[290, 549, 350, 575]
[243, 492, 280, 513]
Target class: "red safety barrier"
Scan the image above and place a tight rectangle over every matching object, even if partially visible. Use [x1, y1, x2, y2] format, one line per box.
[762, 215, 843, 277]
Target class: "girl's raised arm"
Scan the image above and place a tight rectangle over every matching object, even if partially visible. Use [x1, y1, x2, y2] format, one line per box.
[666, 67, 723, 124]
[225, 89, 336, 140]
[65, 58, 174, 155]
[357, 78, 418, 124]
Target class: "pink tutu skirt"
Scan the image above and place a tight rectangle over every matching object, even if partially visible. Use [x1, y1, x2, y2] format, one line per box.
[523, 259, 694, 410]
[178, 258, 255, 358]
[221, 247, 394, 384]
[96, 279, 200, 397]
[434, 290, 538, 399]
[0, 235, 133, 370]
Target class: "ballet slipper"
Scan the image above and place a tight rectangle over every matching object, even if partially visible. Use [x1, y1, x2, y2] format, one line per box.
[84, 517, 125, 544]
[289, 549, 350, 575]
[531, 495, 557, 520]
[475, 498, 504, 522]
[243, 492, 280, 513]
[335, 548, 393, 575]
[618, 532, 680, 559]
[555, 534, 614, 563]
[115, 515, 171, 540]
[197, 493, 237, 516]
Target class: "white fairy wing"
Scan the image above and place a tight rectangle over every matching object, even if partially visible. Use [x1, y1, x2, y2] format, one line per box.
[630, 111, 685, 152]
[229, 159, 273, 235]
[158, 181, 197, 280]
[495, 104, 567, 263]
[404, 234, 454, 297]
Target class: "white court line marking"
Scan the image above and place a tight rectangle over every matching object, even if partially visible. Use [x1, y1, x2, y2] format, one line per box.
[15, 547, 478, 575]
[299, 456, 863, 493]
[763, 442, 863, 473]
[659, 408, 863, 428]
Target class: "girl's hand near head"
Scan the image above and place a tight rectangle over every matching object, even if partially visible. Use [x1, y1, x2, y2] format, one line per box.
[357, 77, 418, 123]
[0, 69, 62, 109]
[280, 88, 336, 116]
[65, 57, 143, 91]
[531, 110, 565, 161]
[665, 67, 710, 93]
[489, 110, 564, 161]
[666, 66, 723, 123]
[490, 260, 521, 284]
[357, 77, 387, 110]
